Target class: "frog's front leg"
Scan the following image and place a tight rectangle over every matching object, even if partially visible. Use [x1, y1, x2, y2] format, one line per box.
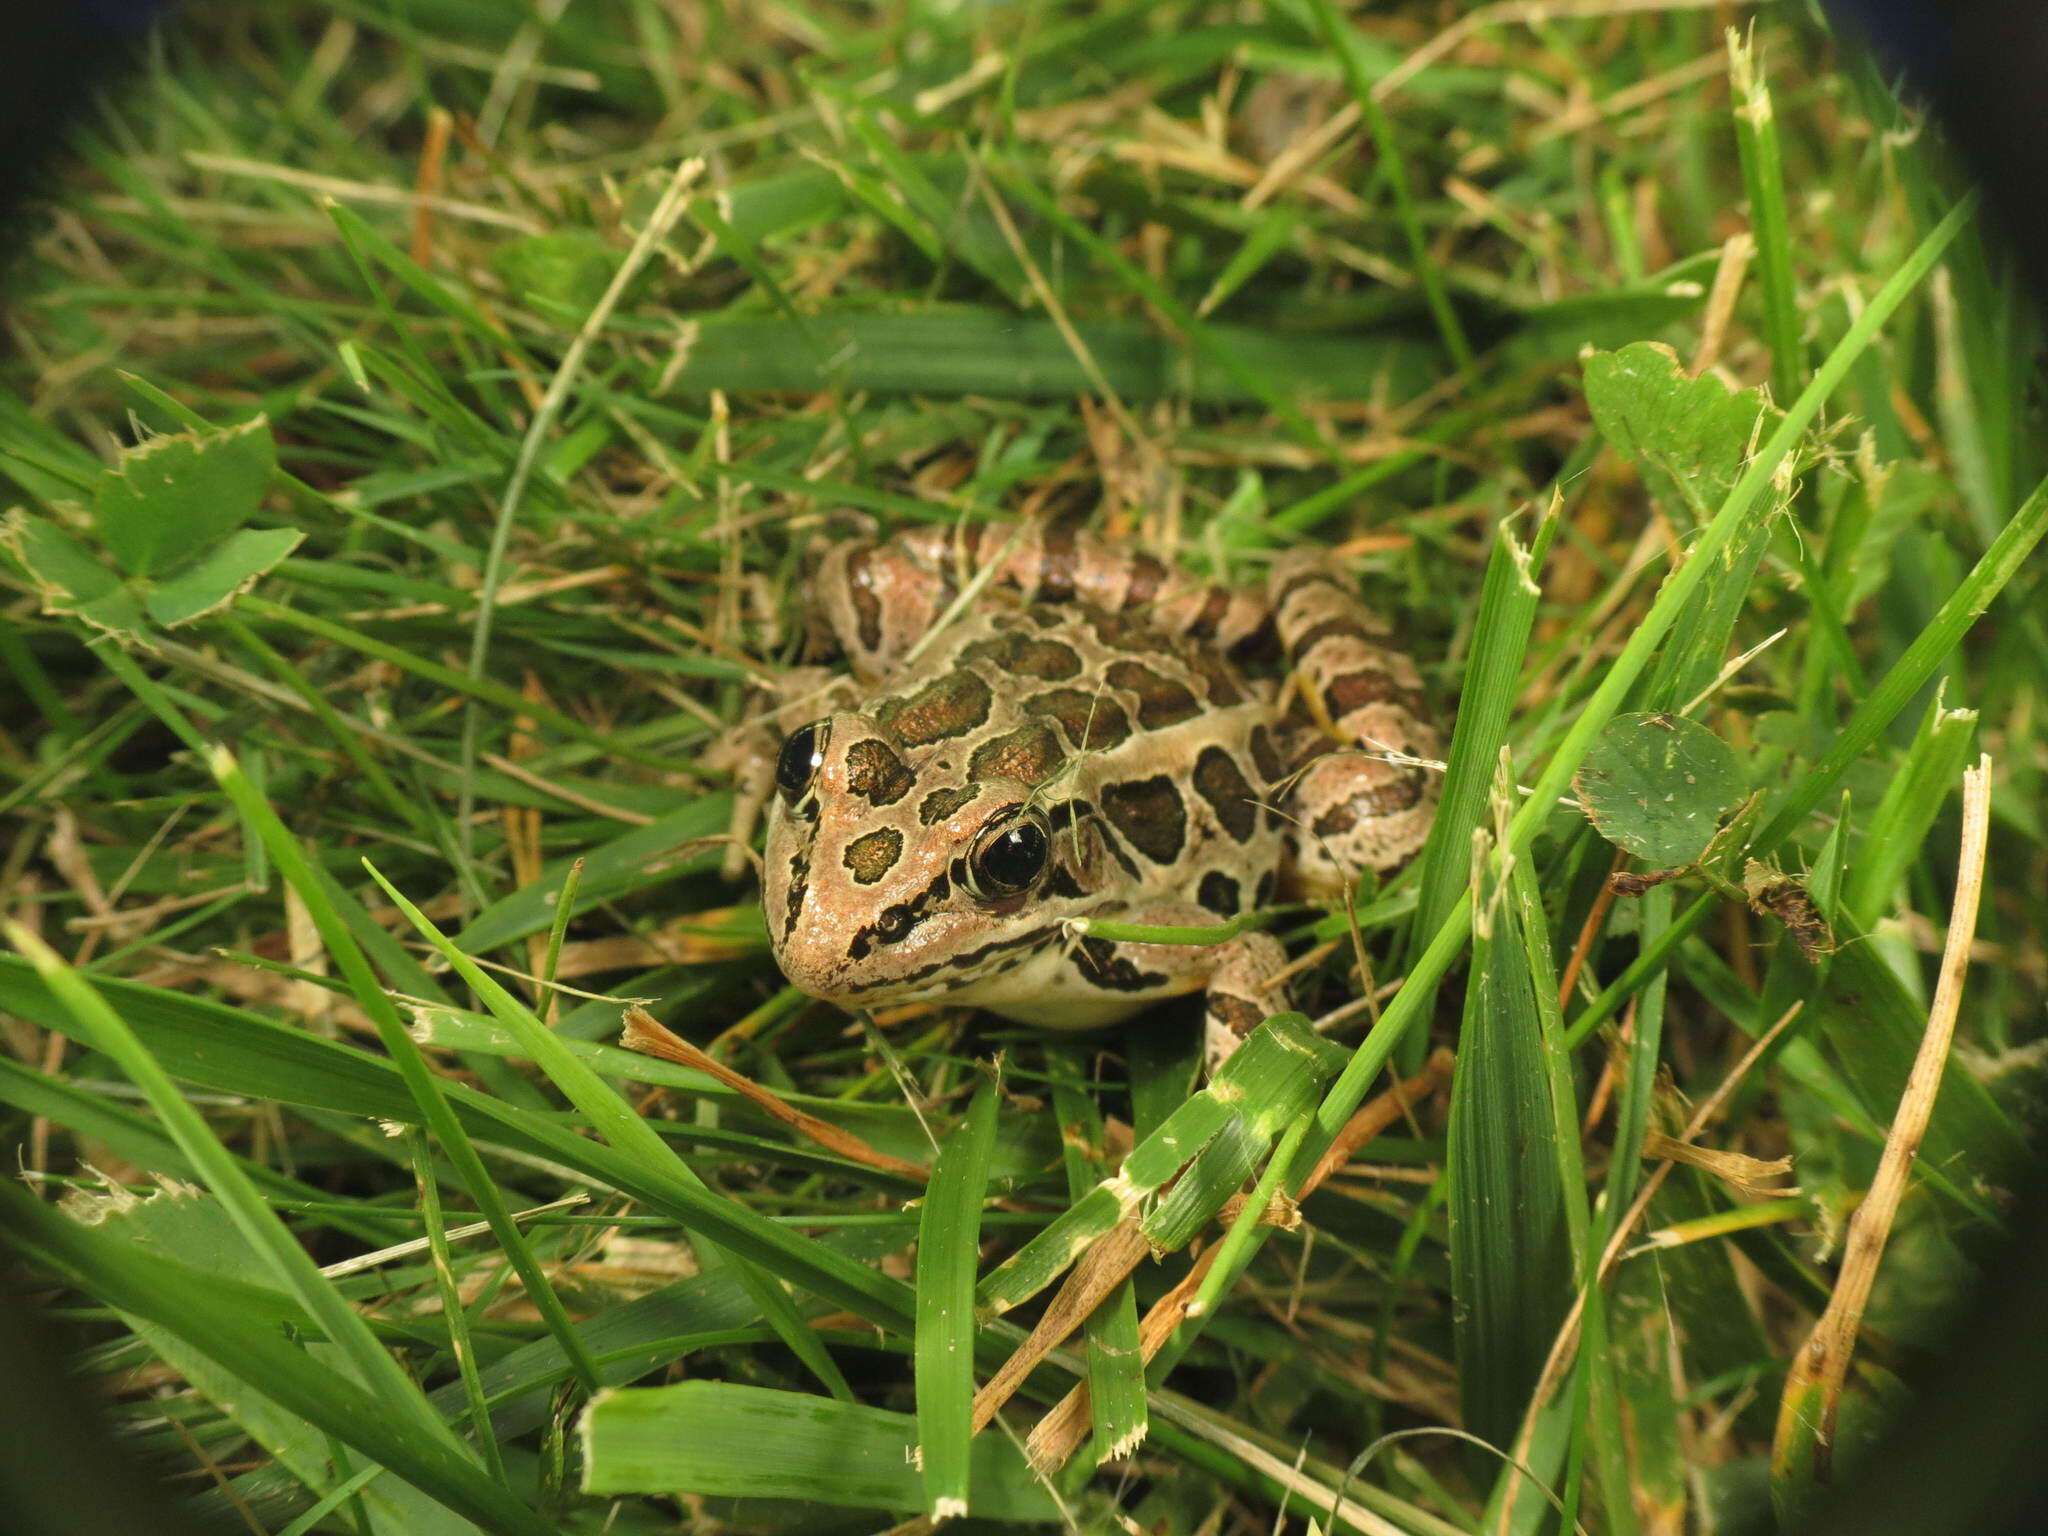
[1200, 930, 1292, 1076]
[1064, 903, 1290, 1076]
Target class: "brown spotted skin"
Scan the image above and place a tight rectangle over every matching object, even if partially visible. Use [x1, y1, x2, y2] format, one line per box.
[763, 603, 1286, 1029]
[759, 522, 1440, 1051]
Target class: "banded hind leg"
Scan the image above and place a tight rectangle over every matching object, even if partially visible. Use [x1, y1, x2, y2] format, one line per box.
[1266, 555, 1441, 900]
[806, 517, 1275, 683]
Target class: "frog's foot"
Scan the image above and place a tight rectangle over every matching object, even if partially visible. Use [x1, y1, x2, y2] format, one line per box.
[1202, 931, 1291, 1077]
[712, 666, 858, 881]
[1266, 556, 1441, 901]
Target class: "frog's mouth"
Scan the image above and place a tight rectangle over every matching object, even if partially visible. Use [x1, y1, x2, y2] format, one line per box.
[770, 896, 1063, 1012]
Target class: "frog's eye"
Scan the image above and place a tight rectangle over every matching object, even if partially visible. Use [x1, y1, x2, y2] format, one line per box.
[775, 721, 829, 803]
[965, 807, 1051, 900]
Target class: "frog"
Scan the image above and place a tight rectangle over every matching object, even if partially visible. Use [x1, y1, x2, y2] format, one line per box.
[747, 518, 1440, 1067]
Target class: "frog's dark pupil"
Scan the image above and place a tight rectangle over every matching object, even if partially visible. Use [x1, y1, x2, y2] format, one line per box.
[776, 722, 826, 802]
[975, 819, 1048, 895]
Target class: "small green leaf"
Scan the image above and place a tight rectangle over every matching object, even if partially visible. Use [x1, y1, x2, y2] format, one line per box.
[95, 415, 276, 576]
[143, 525, 305, 627]
[1583, 341, 1778, 519]
[1574, 712, 1745, 868]
[0, 509, 147, 639]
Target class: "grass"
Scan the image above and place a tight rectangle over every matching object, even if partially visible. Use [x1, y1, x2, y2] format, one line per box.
[2, 3, 2046, 1534]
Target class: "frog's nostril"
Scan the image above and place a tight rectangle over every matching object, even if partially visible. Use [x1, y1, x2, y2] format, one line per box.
[873, 904, 916, 943]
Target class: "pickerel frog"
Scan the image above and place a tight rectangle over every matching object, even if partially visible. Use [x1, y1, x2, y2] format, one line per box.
[752, 520, 1439, 1064]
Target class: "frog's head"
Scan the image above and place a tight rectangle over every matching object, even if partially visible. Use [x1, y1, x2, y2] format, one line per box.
[761, 713, 1068, 1009]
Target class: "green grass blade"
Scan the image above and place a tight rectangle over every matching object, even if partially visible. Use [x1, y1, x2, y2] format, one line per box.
[1290, 193, 1977, 1184]
[1404, 501, 1559, 1066]
[915, 1075, 999, 1518]
[1755, 467, 2048, 850]
[203, 743, 606, 1394]
[1307, 0, 1474, 369]
[1842, 689, 1978, 934]
[1729, 31, 1803, 401]
[579, 1382, 1058, 1519]
[409, 1130, 510, 1484]
[1569, 463, 2048, 1048]
[1444, 845, 1571, 1454]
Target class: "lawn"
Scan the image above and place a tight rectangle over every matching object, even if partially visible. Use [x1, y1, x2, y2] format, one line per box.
[2, 3, 2044, 1534]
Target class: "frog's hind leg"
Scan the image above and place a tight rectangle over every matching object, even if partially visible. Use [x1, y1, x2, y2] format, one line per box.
[810, 518, 1275, 681]
[1267, 556, 1442, 901]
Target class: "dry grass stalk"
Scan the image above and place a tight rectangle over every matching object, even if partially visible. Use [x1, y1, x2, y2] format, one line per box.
[1022, 1241, 1224, 1476]
[970, 1217, 1152, 1435]
[1691, 230, 1757, 376]
[618, 1005, 929, 1182]
[1640, 1128, 1794, 1200]
[1772, 753, 1994, 1482]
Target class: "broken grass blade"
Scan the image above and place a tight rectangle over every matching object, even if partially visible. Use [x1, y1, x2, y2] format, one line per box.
[1044, 1041, 1147, 1464]
[976, 1014, 1327, 1314]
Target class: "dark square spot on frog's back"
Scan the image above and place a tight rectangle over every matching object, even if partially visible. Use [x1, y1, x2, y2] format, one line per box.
[1021, 688, 1133, 751]
[967, 722, 1067, 786]
[1105, 659, 1203, 730]
[1322, 668, 1400, 720]
[1188, 649, 1247, 706]
[1198, 870, 1242, 916]
[960, 627, 1083, 681]
[871, 670, 992, 746]
[1193, 746, 1260, 843]
[1100, 774, 1188, 865]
